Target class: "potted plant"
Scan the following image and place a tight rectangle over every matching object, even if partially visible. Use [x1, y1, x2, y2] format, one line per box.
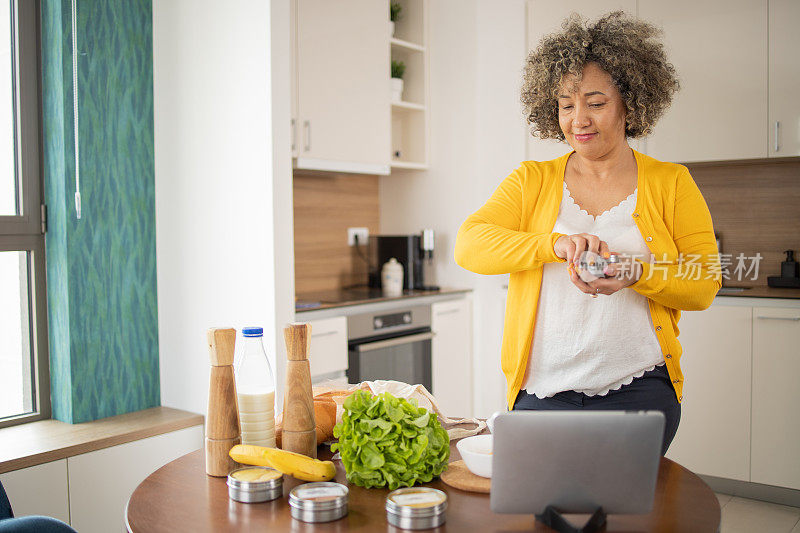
[391, 60, 406, 102]
[389, 2, 401, 37]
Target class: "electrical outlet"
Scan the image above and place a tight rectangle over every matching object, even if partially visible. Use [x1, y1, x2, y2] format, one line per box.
[347, 227, 369, 246]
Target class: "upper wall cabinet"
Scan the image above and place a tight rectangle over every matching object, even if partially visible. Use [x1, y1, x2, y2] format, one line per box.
[769, 0, 800, 157]
[638, 0, 768, 163]
[293, 0, 391, 175]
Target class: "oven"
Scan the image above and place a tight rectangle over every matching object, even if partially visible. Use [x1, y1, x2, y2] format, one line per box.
[346, 305, 433, 392]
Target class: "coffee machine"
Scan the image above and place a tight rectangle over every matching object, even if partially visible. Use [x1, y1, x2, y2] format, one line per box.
[368, 230, 439, 291]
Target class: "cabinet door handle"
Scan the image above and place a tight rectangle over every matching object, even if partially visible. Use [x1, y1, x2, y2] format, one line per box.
[774, 121, 780, 152]
[755, 315, 800, 321]
[303, 120, 311, 152]
[291, 118, 296, 152]
[356, 332, 435, 353]
[312, 330, 339, 338]
[434, 308, 460, 317]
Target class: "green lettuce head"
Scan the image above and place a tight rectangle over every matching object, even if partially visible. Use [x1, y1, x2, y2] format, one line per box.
[331, 390, 450, 489]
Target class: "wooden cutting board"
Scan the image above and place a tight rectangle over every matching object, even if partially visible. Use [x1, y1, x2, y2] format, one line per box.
[440, 460, 491, 493]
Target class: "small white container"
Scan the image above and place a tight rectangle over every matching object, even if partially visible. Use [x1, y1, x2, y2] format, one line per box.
[382, 257, 404, 296]
[456, 435, 493, 478]
[391, 77, 404, 103]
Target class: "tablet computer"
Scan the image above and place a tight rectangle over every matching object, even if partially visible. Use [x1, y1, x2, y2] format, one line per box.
[490, 410, 664, 515]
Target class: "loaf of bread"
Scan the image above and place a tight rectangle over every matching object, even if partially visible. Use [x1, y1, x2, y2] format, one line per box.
[277, 397, 337, 447]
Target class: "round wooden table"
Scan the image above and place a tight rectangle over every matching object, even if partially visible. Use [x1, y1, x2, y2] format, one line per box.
[126, 441, 720, 532]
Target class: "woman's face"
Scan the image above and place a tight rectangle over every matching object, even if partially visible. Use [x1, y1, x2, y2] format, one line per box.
[557, 62, 628, 159]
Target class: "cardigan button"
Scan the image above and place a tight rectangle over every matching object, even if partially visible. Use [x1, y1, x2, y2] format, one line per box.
[672, 379, 680, 384]
[632, 212, 639, 218]
[646, 236, 653, 242]
[656, 326, 662, 331]
[665, 353, 671, 358]
[679, 395, 683, 401]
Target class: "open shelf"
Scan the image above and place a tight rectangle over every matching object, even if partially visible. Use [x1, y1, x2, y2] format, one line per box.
[389, 0, 427, 174]
[390, 37, 425, 53]
[391, 100, 426, 112]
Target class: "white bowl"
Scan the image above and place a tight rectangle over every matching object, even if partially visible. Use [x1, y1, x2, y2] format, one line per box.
[456, 435, 493, 478]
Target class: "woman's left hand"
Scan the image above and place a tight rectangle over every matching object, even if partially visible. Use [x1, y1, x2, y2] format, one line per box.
[567, 257, 642, 296]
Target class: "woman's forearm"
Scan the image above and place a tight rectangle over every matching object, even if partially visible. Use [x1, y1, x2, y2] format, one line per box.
[454, 217, 565, 275]
[631, 257, 721, 311]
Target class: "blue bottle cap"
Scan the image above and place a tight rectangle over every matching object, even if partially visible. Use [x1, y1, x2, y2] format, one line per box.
[242, 327, 263, 337]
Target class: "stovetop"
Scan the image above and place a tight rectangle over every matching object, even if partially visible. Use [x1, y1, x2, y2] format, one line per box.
[295, 286, 468, 312]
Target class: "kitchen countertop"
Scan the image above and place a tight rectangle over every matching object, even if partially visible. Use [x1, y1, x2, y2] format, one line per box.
[716, 286, 800, 299]
[295, 286, 472, 312]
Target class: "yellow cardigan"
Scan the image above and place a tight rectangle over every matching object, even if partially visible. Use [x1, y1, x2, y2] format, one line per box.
[454, 149, 721, 410]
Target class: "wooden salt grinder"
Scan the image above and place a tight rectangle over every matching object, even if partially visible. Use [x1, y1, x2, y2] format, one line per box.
[205, 328, 241, 476]
[282, 323, 317, 458]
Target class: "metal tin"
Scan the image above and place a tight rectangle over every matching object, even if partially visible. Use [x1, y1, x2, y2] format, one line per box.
[289, 482, 349, 523]
[577, 251, 621, 279]
[386, 487, 447, 530]
[227, 467, 283, 503]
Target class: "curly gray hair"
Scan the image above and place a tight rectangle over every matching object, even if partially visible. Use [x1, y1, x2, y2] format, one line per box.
[521, 11, 679, 140]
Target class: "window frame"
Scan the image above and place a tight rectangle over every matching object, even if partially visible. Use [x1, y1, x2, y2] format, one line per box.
[0, 0, 50, 429]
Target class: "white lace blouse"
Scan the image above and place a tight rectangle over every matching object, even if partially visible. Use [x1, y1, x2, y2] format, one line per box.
[522, 181, 665, 398]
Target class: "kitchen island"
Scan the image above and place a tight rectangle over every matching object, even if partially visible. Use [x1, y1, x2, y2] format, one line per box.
[126, 437, 721, 532]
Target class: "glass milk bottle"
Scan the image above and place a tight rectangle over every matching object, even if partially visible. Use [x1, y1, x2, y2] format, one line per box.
[235, 327, 276, 447]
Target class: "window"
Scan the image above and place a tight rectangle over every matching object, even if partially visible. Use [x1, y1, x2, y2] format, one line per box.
[0, 0, 49, 428]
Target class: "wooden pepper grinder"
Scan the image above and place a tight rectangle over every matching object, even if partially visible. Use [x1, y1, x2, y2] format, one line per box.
[282, 323, 317, 458]
[205, 328, 241, 476]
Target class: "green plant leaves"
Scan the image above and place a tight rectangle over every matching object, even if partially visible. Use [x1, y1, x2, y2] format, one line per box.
[331, 391, 450, 490]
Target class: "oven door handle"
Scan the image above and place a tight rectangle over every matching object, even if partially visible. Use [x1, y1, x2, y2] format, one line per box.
[355, 332, 435, 353]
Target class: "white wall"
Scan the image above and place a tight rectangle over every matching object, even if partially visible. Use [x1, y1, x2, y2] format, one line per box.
[153, 0, 294, 417]
[380, 0, 530, 417]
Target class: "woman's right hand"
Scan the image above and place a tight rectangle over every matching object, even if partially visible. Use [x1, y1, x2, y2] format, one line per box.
[554, 233, 611, 266]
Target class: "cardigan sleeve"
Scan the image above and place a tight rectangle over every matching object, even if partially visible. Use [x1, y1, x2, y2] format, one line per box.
[630, 168, 722, 311]
[454, 164, 566, 275]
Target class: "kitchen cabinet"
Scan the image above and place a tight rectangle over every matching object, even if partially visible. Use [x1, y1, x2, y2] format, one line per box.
[293, 0, 391, 175]
[67, 425, 203, 533]
[390, 0, 429, 170]
[432, 298, 473, 418]
[768, 0, 800, 157]
[307, 316, 348, 382]
[638, 0, 768, 162]
[0, 423, 202, 531]
[666, 298, 800, 491]
[0, 460, 70, 523]
[751, 306, 800, 490]
[665, 305, 752, 481]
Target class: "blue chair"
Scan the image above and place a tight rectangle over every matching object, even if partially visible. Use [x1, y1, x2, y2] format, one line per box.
[0, 480, 76, 533]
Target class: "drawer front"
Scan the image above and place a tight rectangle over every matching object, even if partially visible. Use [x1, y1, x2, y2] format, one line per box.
[308, 316, 347, 378]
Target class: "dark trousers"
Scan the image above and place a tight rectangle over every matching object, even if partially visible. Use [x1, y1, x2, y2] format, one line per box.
[513, 364, 681, 455]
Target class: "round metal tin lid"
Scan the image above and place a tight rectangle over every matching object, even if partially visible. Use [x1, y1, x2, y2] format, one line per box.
[227, 467, 283, 490]
[289, 482, 349, 511]
[385, 487, 448, 517]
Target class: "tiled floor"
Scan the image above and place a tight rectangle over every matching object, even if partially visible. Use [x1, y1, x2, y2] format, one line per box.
[717, 493, 800, 533]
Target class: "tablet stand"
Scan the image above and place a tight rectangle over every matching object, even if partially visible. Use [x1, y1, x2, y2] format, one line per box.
[535, 505, 607, 533]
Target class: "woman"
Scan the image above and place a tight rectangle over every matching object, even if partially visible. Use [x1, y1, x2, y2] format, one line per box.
[454, 12, 720, 455]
